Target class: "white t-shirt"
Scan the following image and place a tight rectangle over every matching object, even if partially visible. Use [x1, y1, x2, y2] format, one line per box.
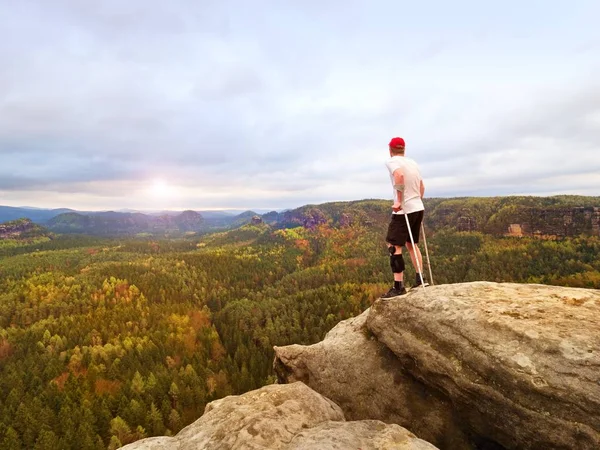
[385, 156, 424, 215]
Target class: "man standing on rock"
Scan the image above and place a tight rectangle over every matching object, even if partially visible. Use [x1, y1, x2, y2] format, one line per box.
[381, 136, 428, 299]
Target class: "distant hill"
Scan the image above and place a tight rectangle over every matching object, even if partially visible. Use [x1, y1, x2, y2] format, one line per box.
[197, 210, 237, 219]
[143, 209, 273, 218]
[4, 196, 599, 238]
[0, 206, 263, 235]
[262, 200, 389, 229]
[230, 210, 259, 227]
[425, 195, 600, 237]
[263, 196, 600, 238]
[0, 206, 74, 223]
[46, 210, 206, 235]
[174, 210, 205, 231]
[198, 210, 258, 229]
[0, 218, 50, 240]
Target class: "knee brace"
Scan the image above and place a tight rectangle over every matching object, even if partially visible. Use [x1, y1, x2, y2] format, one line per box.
[390, 253, 405, 273]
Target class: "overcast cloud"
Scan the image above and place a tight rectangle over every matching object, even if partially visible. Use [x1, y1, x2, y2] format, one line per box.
[1, 0, 599, 210]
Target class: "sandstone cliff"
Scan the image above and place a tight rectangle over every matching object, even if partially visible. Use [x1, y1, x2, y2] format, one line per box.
[0, 218, 47, 239]
[275, 282, 600, 450]
[121, 382, 437, 449]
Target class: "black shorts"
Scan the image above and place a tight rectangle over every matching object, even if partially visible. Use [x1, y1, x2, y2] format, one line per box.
[386, 210, 424, 246]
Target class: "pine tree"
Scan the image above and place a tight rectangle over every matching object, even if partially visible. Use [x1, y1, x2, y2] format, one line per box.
[109, 416, 132, 446]
[167, 409, 181, 433]
[2, 427, 23, 450]
[168, 382, 179, 409]
[108, 435, 122, 450]
[33, 430, 61, 450]
[146, 372, 158, 394]
[146, 402, 164, 436]
[131, 371, 145, 395]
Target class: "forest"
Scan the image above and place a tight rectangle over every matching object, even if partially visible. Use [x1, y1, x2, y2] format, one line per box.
[1, 198, 599, 449]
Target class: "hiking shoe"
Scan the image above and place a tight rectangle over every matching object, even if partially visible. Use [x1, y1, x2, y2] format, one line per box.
[380, 286, 407, 299]
[411, 280, 430, 290]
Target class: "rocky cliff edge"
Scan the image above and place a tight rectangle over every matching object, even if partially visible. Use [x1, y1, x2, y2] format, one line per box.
[274, 282, 600, 449]
[122, 282, 600, 449]
[122, 381, 436, 450]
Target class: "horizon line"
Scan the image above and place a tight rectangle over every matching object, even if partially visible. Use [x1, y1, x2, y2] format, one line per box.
[1, 192, 599, 213]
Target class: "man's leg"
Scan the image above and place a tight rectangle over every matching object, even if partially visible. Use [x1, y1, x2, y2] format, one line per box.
[381, 243, 407, 298]
[382, 216, 408, 298]
[405, 242, 423, 277]
[388, 244, 403, 282]
[405, 211, 428, 287]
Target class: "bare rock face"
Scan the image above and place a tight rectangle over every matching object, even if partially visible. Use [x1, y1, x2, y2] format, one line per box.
[121, 382, 436, 450]
[121, 382, 340, 449]
[288, 420, 438, 449]
[275, 282, 600, 449]
[121, 437, 177, 449]
[368, 282, 600, 449]
[0, 218, 44, 239]
[274, 311, 470, 449]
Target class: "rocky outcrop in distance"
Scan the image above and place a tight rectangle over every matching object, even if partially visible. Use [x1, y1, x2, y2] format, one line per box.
[274, 282, 600, 450]
[121, 382, 437, 450]
[430, 204, 600, 237]
[499, 206, 600, 237]
[0, 218, 47, 240]
[262, 198, 600, 238]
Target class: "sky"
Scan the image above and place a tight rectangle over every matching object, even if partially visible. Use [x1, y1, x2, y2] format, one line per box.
[1, 0, 599, 211]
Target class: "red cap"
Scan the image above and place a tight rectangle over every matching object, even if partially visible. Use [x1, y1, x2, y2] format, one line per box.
[389, 137, 405, 149]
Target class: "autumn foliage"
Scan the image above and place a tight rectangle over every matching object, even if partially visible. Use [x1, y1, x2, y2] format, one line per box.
[0, 201, 599, 449]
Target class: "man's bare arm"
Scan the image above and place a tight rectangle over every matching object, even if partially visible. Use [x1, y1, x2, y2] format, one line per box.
[392, 170, 404, 211]
[420, 180, 425, 198]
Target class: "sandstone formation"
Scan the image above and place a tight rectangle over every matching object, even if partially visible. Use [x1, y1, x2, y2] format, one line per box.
[0, 218, 44, 239]
[288, 420, 437, 449]
[430, 204, 600, 237]
[274, 311, 470, 449]
[275, 282, 600, 450]
[121, 381, 437, 450]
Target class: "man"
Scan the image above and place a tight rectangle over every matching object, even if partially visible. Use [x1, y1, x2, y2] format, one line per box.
[381, 136, 428, 299]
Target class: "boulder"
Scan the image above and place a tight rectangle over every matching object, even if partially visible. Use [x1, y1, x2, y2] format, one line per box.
[274, 311, 470, 449]
[121, 437, 178, 449]
[368, 282, 600, 449]
[288, 420, 437, 449]
[275, 282, 600, 449]
[121, 381, 436, 449]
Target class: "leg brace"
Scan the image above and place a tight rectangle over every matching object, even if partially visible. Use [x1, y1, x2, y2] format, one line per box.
[389, 246, 405, 273]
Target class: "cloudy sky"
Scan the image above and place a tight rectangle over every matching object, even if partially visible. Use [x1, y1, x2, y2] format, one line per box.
[1, 0, 599, 211]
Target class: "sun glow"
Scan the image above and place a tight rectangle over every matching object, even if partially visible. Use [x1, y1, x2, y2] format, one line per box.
[151, 179, 170, 198]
